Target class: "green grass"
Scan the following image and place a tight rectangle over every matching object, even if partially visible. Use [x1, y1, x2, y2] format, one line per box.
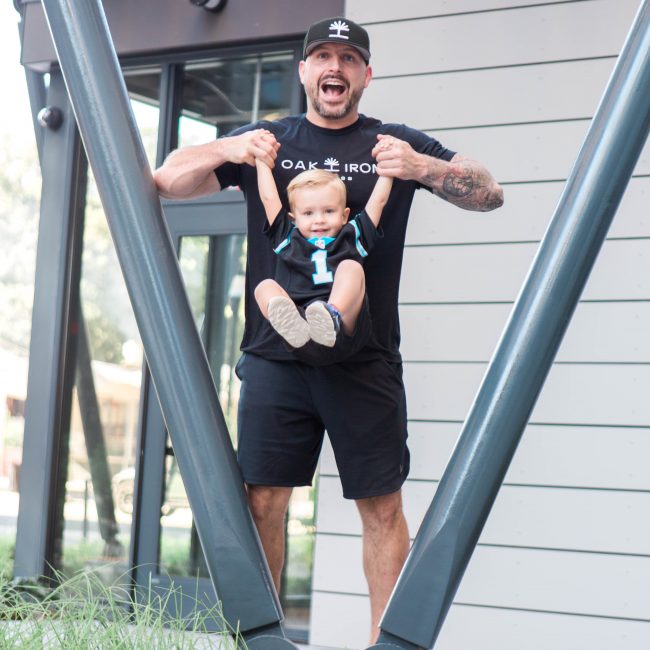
[0, 539, 13, 583]
[0, 565, 248, 649]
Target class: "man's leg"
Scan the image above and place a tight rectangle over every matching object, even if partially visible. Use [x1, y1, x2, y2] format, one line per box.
[356, 489, 410, 645]
[247, 484, 293, 593]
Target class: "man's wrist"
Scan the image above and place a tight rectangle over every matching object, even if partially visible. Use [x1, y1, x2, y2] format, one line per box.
[418, 153, 446, 187]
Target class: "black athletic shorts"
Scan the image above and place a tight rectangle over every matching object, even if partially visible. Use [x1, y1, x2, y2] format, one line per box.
[235, 352, 410, 500]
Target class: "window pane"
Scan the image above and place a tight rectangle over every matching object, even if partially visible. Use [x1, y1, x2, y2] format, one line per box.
[178, 52, 294, 146]
[56, 69, 161, 582]
[159, 233, 246, 578]
[58, 168, 144, 581]
[124, 68, 161, 168]
[283, 486, 316, 631]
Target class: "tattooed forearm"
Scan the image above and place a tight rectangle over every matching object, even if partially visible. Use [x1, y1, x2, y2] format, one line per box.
[441, 167, 474, 198]
[422, 158, 503, 212]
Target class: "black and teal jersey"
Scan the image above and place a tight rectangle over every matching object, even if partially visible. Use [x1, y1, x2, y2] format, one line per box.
[266, 207, 378, 306]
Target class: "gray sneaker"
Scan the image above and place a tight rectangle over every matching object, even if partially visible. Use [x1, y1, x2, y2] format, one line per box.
[267, 296, 310, 348]
[305, 301, 341, 348]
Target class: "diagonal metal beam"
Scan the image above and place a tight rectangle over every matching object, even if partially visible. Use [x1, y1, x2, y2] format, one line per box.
[13, 71, 85, 582]
[372, 1, 650, 648]
[19, 23, 122, 562]
[40, 0, 294, 643]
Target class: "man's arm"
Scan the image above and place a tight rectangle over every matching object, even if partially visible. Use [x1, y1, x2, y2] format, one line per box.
[255, 158, 283, 225]
[153, 129, 280, 200]
[372, 134, 503, 212]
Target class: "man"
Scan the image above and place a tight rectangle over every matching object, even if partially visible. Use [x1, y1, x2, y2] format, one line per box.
[154, 16, 503, 643]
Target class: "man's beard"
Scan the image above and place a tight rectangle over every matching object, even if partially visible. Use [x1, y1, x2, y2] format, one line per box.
[310, 86, 364, 121]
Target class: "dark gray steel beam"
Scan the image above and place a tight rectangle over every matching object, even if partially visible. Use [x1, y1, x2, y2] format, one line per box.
[20, 18, 122, 562]
[75, 309, 123, 555]
[373, 2, 650, 648]
[40, 0, 294, 642]
[13, 73, 84, 581]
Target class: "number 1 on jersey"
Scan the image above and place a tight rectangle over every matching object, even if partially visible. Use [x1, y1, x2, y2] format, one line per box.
[311, 249, 333, 285]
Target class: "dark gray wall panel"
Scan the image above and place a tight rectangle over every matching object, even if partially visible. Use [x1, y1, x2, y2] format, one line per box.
[21, 0, 343, 70]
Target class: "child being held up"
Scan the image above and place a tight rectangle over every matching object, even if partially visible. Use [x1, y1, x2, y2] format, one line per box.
[254, 138, 392, 355]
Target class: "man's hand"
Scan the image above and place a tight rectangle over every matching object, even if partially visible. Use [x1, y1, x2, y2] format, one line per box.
[224, 129, 280, 168]
[372, 134, 425, 181]
[372, 134, 504, 212]
[153, 129, 280, 200]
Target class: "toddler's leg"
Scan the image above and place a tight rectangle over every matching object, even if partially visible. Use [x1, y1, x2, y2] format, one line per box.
[255, 279, 289, 318]
[255, 279, 310, 348]
[328, 260, 365, 335]
[305, 260, 365, 347]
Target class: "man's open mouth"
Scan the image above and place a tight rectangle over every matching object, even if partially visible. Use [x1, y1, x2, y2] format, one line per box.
[320, 77, 347, 97]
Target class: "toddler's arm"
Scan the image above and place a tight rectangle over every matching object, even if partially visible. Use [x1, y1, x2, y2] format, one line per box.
[365, 175, 393, 227]
[256, 158, 283, 225]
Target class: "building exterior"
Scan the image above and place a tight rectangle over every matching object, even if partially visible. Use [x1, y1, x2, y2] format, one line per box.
[6, 0, 650, 648]
[309, 1, 650, 647]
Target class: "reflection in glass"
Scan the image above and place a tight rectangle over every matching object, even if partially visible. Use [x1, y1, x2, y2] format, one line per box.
[57, 71, 160, 582]
[124, 68, 162, 168]
[179, 52, 295, 147]
[59, 166, 144, 582]
[159, 234, 246, 579]
[283, 486, 316, 631]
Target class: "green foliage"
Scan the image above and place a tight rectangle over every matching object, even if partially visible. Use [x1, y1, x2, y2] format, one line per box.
[0, 538, 14, 582]
[285, 534, 314, 597]
[83, 308, 128, 365]
[158, 535, 208, 580]
[59, 539, 109, 578]
[0, 567, 248, 648]
[0, 133, 40, 352]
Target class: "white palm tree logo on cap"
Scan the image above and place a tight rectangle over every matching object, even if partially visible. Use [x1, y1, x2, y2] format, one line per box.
[329, 20, 350, 39]
[324, 157, 340, 171]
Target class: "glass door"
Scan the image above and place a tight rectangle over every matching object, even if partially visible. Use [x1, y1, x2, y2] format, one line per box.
[158, 229, 247, 583]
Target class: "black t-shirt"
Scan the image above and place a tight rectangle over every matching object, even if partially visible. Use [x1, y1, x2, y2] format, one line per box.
[267, 207, 378, 306]
[215, 114, 455, 363]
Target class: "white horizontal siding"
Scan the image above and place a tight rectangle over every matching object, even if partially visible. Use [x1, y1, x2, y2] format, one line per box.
[405, 177, 650, 246]
[316, 476, 650, 554]
[348, 0, 590, 23]
[433, 120, 650, 183]
[399, 302, 650, 362]
[367, 0, 638, 78]
[313, 537, 650, 618]
[404, 362, 650, 425]
[321, 422, 650, 490]
[364, 57, 616, 130]
[310, 592, 650, 650]
[400, 239, 650, 303]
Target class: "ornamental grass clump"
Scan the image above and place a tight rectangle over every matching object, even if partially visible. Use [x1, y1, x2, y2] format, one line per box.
[0, 566, 245, 648]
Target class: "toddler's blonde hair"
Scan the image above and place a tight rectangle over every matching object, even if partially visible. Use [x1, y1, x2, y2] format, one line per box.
[286, 169, 347, 211]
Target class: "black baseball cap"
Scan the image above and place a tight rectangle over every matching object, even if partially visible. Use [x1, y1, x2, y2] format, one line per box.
[303, 17, 370, 63]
